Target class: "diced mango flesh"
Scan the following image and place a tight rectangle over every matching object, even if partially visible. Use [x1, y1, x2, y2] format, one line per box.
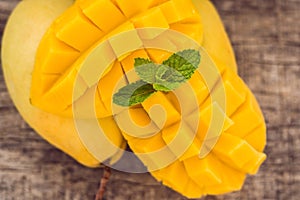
[184, 154, 223, 187]
[97, 116, 124, 148]
[114, 107, 159, 138]
[108, 22, 143, 59]
[203, 159, 246, 195]
[54, 6, 104, 51]
[226, 91, 265, 138]
[33, 67, 88, 113]
[151, 161, 203, 199]
[142, 91, 181, 129]
[114, 0, 165, 17]
[123, 69, 266, 197]
[162, 122, 201, 160]
[213, 133, 266, 173]
[120, 49, 149, 82]
[123, 132, 177, 171]
[146, 48, 173, 63]
[78, 0, 126, 32]
[159, 0, 196, 24]
[97, 61, 127, 114]
[170, 23, 204, 44]
[132, 7, 169, 30]
[243, 124, 266, 152]
[36, 30, 80, 75]
[30, 0, 266, 198]
[32, 0, 200, 117]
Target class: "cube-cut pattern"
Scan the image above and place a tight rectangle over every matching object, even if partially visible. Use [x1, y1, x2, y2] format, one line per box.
[30, 0, 267, 198]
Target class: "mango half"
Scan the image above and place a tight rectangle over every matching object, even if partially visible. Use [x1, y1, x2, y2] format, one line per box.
[1, 0, 266, 198]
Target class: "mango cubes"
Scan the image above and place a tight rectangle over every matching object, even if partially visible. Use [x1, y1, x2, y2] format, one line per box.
[28, 0, 267, 198]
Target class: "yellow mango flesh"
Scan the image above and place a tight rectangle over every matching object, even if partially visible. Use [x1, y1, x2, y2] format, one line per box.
[1, 0, 105, 167]
[142, 91, 181, 129]
[130, 68, 266, 198]
[30, 0, 206, 117]
[2, 0, 266, 198]
[78, 0, 126, 32]
[54, 5, 104, 52]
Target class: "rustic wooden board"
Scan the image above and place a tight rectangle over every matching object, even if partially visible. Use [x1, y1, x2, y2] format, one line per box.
[0, 0, 299, 199]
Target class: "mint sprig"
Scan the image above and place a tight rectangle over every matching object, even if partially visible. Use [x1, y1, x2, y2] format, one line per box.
[113, 49, 201, 107]
[152, 64, 186, 91]
[113, 80, 155, 107]
[163, 49, 200, 80]
[135, 63, 185, 91]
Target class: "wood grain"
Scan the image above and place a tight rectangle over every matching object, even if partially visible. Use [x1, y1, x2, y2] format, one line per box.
[0, 0, 299, 199]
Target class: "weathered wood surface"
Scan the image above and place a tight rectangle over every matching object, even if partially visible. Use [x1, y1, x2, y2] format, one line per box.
[0, 0, 299, 199]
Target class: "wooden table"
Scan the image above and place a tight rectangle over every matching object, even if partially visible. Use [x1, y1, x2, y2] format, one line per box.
[0, 0, 299, 199]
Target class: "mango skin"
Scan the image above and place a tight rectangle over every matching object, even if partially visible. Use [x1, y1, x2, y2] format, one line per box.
[194, 0, 237, 73]
[1, 0, 124, 167]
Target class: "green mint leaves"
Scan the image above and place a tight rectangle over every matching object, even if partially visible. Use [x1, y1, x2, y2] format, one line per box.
[163, 49, 201, 80]
[113, 49, 201, 107]
[113, 80, 155, 107]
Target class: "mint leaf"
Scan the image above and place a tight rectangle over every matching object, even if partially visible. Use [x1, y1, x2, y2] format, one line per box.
[162, 49, 200, 80]
[154, 64, 186, 91]
[153, 84, 171, 91]
[135, 61, 158, 84]
[135, 63, 186, 91]
[134, 58, 153, 67]
[113, 49, 201, 107]
[113, 80, 156, 107]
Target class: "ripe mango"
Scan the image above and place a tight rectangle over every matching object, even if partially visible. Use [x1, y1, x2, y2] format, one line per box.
[1, 0, 266, 198]
[1, 0, 125, 167]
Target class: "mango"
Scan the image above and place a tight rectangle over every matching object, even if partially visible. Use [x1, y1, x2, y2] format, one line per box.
[1, 0, 266, 198]
[128, 68, 266, 198]
[1, 0, 124, 167]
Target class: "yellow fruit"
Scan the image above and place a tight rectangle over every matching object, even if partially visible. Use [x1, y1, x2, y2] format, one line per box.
[124, 69, 266, 198]
[1, 0, 125, 167]
[1, 0, 266, 198]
